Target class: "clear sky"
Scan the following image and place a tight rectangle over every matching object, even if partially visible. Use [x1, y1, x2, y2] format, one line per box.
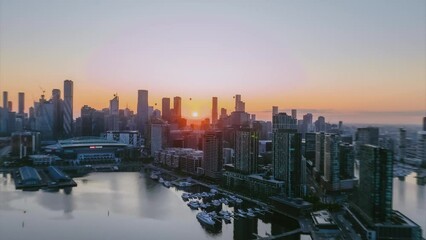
[0, 0, 425, 124]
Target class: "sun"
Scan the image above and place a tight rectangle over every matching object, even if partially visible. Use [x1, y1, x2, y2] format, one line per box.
[192, 112, 199, 118]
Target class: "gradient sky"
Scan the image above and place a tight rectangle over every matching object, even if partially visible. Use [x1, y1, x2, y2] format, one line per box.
[0, 0, 425, 124]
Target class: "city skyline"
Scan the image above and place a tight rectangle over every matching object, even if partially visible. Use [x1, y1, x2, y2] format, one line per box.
[1, 0, 425, 124]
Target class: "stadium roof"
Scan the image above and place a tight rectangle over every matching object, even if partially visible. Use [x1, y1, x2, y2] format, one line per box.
[44, 137, 129, 150]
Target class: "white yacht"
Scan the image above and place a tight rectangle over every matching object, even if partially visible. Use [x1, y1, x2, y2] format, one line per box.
[197, 212, 215, 226]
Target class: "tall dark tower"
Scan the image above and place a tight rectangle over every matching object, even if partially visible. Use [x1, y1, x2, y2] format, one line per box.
[18, 92, 24, 114]
[173, 96, 181, 119]
[3, 91, 8, 109]
[63, 80, 73, 138]
[162, 97, 170, 121]
[137, 90, 149, 133]
[203, 130, 223, 179]
[235, 128, 259, 174]
[212, 97, 218, 125]
[353, 145, 393, 224]
[423, 116, 426, 131]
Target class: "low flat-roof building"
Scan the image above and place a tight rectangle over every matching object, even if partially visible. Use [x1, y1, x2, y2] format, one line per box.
[18, 166, 42, 186]
[311, 210, 339, 231]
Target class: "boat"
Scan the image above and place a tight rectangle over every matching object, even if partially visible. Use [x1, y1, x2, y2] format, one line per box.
[246, 211, 256, 218]
[235, 213, 246, 218]
[187, 201, 199, 210]
[150, 173, 159, 180]
[196, 212, 215, 226]
[201, 192, 209, 198]
[237, 209, 247, 215]
[158, 177, 164, 183]
[163, 181, 171, 188]
[211, 200, 221, 207]
[223, 214, 232, 222]
[181, 193, 190, 201]
[178, 181, 193, 187]
[210, 188, 218, 194]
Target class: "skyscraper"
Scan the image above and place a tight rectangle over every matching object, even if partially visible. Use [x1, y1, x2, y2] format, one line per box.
[212, 97, 218, 125]
[235, 94, 245, 112]
[399, 128, 407, 162]
[273, 112, 297, 130]
[137, 90, 149, 132]
[353, 145, 393, 223]
[51, 89, 63, 139]
[355, 127, 379, 158]
[272, 128, 303, 197]
[162, 97, 170, 121]
[63, 80, 73, 137]
[235, 128, 259, 174]
[291, 109, 297, 120]
[18, 92, 24, 114]
[272, 106, 278, 117]
[323, 134, 340, 191]
[315, 116, 326, 132]
[272, 112, 303, 197]
[314, 132, 325, 176]
[339, 143, 355, 179]
[203, 130, 223, 179]
[109, 95, 119, 131]
[173, 96, 181, 119]
[2, 91, 7, 109]
[423, 117, 426, 131]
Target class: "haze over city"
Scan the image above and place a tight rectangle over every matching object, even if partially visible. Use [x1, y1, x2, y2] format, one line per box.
[1, 0, 425, 124]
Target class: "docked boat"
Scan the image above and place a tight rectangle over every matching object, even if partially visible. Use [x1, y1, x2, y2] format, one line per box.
[158, 177, 164, 183]
[211, 200, 221, 207]
[246, 211, 256, 218]
[187, 201, 199, 210]
[181, 193, 190, 201]
[196, 212, 215, 226]
[150, 173, 159, 180]
[163, 181, 171, 188]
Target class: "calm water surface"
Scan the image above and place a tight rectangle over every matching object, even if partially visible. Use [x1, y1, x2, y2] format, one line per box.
[0, 172, 297, 240]
[392, 173, 425, 237]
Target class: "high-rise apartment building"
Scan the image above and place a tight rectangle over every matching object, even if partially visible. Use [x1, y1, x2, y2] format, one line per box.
[63, 80, 73, 137]
[202, 130, 223, 179]
[272, 106, 278, 117]
[423, 117, 426, 131]
[272, 112, 303, 196]
[314, 132, 325, 176]
[339, 143, 355, 179]
[323, 134, 340, 191]
[291, 109, 297, 120]
[356, 127, 379, 146]
[315, 116, 326, 132]
[109, 95, 119, 131]
[272, 128, 303, 197]
[18, 92, 24, 114]
[235, 94, 245, 112]
[212, 97, 218, 125]
[162, 97, 171, 121]
[174, 96, 182, 119]
[353, 145, 393, 223]
[273, 112, 297, 130]
[235, 128, 259, 174]
[3, 91, 8, 109]
[137, 90, 149, 132]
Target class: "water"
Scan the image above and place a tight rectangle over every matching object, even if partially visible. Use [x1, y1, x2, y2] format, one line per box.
[0, 172, 297, 240]
[392, 172, 426, 237]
